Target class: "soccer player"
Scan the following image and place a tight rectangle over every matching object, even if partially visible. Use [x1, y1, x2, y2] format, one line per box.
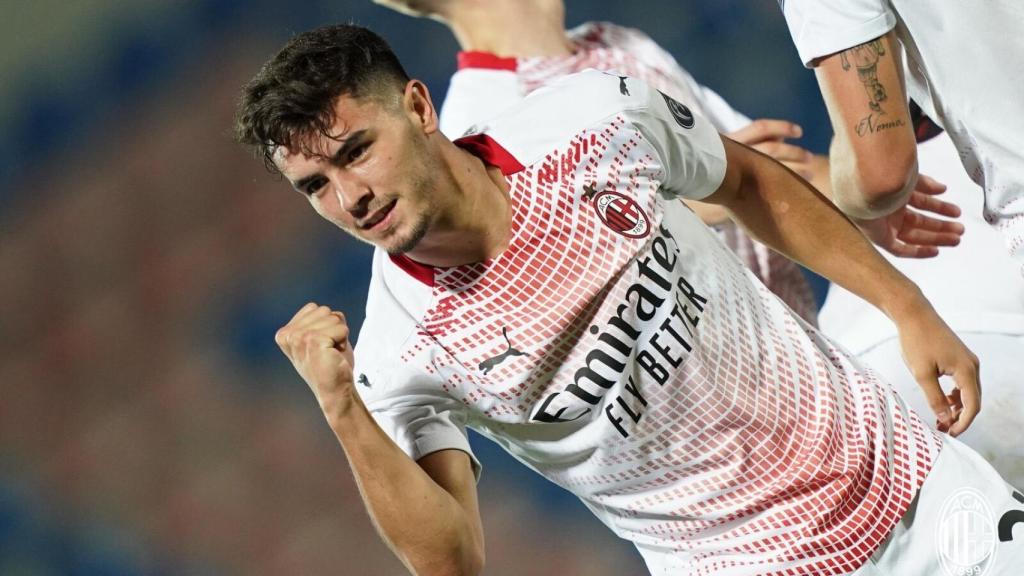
[778, 1, 1024, 272]
[235, 24, 1022, 575]
[821, 110, 1024, 488]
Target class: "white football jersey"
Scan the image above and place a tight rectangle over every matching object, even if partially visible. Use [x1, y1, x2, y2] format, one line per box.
[439, 21, 818, 325]
[354, 71, 941, 575]
[780, 0, 1024, 271]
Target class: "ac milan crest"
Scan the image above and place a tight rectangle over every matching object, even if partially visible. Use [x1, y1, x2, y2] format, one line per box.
[592, 190, 651, 239]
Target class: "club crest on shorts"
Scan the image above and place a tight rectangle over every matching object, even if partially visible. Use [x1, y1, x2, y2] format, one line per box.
[591, 189, 651, 239]
[660, 92, 694, 129]
[936, 487, 998, 576]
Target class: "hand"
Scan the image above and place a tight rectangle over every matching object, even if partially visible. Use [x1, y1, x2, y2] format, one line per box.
[852, 174, 964, 258]
[275, 302, 356, 414]
[728, 119, 816, 180]
[893, 297, 981, 436]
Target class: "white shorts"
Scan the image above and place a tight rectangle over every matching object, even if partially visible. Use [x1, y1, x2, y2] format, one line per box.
[855, 435, 1024, 576]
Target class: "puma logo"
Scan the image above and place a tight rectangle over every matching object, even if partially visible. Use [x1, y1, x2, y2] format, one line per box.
[582, 183, 600, 201]
[478, 327, 529, 375]
[618, 75, 629, 96]
[357, 373, 371, 388]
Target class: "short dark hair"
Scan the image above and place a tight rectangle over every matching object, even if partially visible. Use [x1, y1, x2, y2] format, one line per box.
[234, 24, 410, 170]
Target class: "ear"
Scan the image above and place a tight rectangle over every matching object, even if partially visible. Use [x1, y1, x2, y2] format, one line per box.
[402, 79, 439, 135]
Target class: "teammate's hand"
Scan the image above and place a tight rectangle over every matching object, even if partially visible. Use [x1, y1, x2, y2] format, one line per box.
[727, 119, 816, 180]
[275, 302, 356, 415]
[852, 174, 963, 258]
[893, 297, 981, 436]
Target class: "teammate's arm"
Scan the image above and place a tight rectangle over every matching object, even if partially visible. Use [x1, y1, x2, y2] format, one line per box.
[705, 136, 980, 437]
[813, 31, 918, 220]
[276, 303, 485, 576]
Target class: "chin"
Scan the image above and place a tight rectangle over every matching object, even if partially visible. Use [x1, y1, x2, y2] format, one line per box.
[384, 217, 430, 256]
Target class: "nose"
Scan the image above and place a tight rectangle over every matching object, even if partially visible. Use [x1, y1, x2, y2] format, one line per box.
[331, 173, 372, 216]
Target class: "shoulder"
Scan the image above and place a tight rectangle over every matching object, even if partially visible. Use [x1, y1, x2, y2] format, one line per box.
[353, 249, 432, 384]
[477, 69, 652, 164]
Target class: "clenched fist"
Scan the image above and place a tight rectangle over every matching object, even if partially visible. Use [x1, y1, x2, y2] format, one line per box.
[275, 302, 357, 415]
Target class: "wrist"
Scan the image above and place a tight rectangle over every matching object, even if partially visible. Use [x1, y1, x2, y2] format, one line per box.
[878, 282, 929, 324]
[321, 388, 362, 426]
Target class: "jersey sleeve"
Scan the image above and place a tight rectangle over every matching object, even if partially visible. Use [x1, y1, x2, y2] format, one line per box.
[354, 366, 482, 480]
[624, 82, 728, 201]
[781, 0, 896, 67]
[439, 68, 525, 139]
[350, 253, 482, 479]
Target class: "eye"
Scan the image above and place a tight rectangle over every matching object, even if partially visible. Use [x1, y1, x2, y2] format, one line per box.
[347, 142, 370, 163]
[304, 176, 329, 197]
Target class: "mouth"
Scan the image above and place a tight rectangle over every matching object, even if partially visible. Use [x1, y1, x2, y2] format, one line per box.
[359, 199, 397, 231]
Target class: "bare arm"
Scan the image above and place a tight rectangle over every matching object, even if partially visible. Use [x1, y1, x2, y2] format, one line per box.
[706, 136, 980, 435]
[686, 118, 816, 226]
[276, 303, 485, 575]
[814, 31, 919, 219]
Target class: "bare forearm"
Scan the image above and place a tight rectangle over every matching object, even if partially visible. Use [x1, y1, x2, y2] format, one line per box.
[814, 32, 918, 220]
[722, 139, 922, 319]
[327, 396, 483, 575]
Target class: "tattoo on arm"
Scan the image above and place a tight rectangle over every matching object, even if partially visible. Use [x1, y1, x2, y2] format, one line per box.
[841, 38, 906, 137]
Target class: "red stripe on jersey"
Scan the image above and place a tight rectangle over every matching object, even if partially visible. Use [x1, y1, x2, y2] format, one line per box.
[454, 134, 526, 176]
[389, 254, 435, 286]
[457, 51, 518, 71]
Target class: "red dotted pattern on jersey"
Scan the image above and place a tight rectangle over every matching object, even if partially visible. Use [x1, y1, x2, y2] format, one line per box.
[392, 117, 940, 574]
[513, 21, 819, 323]
[718, 225, 818, 326]
[406, 118, 655, 419]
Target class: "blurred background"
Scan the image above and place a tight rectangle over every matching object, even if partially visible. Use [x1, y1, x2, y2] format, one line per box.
[0, 1, 831, 574]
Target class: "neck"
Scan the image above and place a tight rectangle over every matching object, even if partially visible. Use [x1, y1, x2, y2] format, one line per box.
[441, 0, 572, 58]
[404, 139, 512, 267]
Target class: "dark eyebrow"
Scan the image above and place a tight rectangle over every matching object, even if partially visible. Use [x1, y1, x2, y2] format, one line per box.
[291, 130, 369, 193]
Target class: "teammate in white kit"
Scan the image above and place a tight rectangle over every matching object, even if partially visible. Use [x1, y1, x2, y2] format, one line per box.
[821, 107, 1024, 488]
[779, 0, 1024, 272]
[234, 24, 1022, 576]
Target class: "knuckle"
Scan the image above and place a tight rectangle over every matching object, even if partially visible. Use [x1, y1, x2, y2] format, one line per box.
[274, 328, 290, 347]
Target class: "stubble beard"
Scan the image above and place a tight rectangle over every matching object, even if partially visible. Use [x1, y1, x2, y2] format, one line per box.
[385, 206, 430, 255]
[384, 172, 434, 256]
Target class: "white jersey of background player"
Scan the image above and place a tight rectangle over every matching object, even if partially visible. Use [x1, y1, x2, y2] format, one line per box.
[780, 0, 1024, 272]
[821, 112, 1024, 487]
[433, 15, 821, 324]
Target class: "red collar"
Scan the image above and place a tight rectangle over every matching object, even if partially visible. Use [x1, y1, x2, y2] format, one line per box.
[457, 51, 518, 71]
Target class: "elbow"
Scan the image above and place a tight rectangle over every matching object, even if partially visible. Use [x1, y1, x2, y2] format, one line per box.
[838, 153, 918, 219]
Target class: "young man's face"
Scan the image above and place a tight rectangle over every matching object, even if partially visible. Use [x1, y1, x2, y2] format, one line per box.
[274, 84, 442, 255]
